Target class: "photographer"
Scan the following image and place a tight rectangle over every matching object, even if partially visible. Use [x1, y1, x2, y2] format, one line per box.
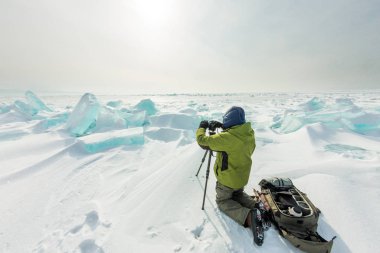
[196, 106, 257, 233]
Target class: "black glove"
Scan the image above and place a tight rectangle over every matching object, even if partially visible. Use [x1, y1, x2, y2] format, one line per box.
[199, 120, 209, 129]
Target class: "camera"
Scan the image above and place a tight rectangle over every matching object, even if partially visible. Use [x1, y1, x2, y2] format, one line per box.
[208, 120, 223, 132]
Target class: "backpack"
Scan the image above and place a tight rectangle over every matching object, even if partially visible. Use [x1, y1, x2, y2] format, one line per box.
[259, 177, 336, 253]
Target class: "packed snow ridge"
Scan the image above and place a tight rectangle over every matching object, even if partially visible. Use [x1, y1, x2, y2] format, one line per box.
[0, 91, 379, 253]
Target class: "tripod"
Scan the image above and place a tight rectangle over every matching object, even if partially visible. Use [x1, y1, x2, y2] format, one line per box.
[196, 148, 213, 210]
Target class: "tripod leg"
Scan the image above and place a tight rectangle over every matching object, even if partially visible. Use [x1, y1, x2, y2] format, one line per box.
[201, 151, 213, 210]
[196, 150, 208, 177]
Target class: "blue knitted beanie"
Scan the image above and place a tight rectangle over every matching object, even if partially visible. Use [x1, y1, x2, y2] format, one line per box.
[222, 106, 246, 129]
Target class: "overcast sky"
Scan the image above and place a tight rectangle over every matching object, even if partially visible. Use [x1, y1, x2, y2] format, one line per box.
[1, 0, 379, 94]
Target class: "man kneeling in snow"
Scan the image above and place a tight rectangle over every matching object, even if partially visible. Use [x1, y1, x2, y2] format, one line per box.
[196, 106, 257, 232]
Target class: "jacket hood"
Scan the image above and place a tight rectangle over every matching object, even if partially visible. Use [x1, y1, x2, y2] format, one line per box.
[223, 106, 246, 129]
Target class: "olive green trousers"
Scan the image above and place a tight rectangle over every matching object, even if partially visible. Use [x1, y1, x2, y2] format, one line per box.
[215, 181, 257, 226]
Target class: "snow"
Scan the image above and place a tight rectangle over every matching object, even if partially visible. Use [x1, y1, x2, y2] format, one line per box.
[0, 91, 379, 253]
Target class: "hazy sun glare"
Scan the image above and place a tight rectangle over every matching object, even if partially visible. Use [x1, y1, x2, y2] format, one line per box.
[132, 0, 178, 29]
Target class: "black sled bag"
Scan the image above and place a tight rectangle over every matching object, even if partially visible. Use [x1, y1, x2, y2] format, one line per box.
[259, 177, 335, 253]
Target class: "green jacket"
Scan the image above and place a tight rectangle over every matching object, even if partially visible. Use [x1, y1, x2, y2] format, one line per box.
[196, 122, 255, 189]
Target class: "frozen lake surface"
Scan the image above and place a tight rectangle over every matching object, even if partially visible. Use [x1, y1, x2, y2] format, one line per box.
[0, 91, 379, 252]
